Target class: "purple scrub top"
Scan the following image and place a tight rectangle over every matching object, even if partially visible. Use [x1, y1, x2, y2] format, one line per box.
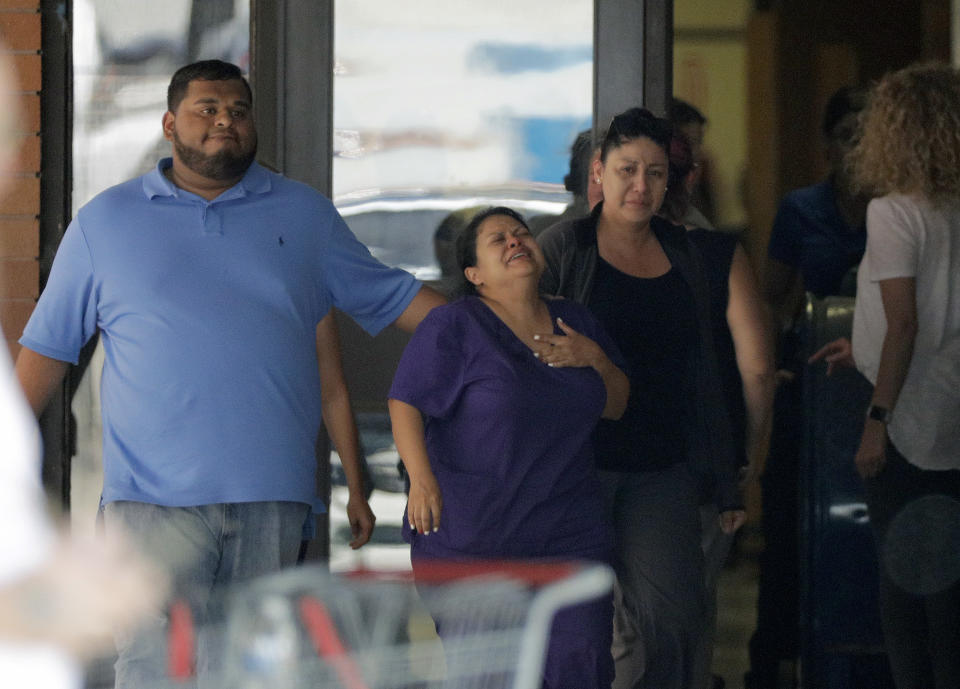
[389, 295, 622, 562]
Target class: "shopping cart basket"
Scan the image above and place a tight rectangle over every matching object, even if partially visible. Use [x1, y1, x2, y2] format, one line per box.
[167, 559, 613, 689]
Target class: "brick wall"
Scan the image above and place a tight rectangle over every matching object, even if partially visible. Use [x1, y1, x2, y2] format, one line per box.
[0, 0, 41, 359]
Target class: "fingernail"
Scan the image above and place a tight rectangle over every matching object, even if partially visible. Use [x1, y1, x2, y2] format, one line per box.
[533, 334, 541, 340]
[557, 318, 564, 323]
[548, 363, 555, 368]
[533, 352, 540, 358]
[433, 527, 439, 533]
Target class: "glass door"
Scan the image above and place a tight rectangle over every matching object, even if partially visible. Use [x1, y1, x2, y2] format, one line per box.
[328, 0, 594, 570]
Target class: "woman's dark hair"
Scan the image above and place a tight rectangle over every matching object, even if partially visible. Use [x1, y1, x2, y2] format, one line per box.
[601, 107, 673, 162]
[167, 59, 252, 112]
[563, 129, 595, 197]
[660, 133, 695, 224]
[454, 206, 529, 296]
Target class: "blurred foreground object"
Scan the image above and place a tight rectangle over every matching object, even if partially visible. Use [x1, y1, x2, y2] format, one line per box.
[168, 560, 613, 689]
[0, 37, 167, 689]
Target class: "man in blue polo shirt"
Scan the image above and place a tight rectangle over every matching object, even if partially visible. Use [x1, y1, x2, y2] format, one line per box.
[15, 60, 445, 686]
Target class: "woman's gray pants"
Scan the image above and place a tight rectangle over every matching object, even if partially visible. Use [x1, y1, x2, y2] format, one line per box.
[600, 464, 706, 689]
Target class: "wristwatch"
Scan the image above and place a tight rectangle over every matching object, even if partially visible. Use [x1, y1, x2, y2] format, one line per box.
[867, 404, 892, 424]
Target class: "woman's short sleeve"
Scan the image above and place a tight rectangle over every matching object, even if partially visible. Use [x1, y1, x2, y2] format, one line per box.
[865, 196, 919, 281]
[388, 305, 468, 419]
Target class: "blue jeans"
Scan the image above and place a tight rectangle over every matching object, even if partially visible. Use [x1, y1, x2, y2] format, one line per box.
[103, 500, 309, 689]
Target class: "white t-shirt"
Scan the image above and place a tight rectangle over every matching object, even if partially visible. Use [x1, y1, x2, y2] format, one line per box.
[852, 193, 960, 470]
[0, 348, 51, 584]
[0, 347, 79, 688]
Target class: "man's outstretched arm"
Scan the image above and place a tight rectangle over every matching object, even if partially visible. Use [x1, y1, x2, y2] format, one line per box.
[392, 284, 447, 333]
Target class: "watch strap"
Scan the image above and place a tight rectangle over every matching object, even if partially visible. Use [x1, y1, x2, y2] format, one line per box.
[867, 404, 892, 424]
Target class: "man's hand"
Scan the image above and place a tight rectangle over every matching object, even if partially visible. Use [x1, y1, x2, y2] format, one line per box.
[719, 509, 747, 535]
[346, 494, 376, 549]
[808, 337, 855, 376]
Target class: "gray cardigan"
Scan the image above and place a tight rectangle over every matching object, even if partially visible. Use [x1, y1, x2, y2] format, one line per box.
[538, 203, 743, 511]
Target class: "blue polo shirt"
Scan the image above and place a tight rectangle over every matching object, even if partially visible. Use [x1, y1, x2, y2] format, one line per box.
[21, 159, 421, 507]
[767, 180, 866, 298]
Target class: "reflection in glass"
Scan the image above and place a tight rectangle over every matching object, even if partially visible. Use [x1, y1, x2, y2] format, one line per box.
[333, 1, 592, 278]
[330, 1, 593, 570]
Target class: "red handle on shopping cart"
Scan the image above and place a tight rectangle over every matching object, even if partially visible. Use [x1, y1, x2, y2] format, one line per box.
[167, 598, 196, 681]
[299, 596, 371, 689]
[407, 558, 577, 586]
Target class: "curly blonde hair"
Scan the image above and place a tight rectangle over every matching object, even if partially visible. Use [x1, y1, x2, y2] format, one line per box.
[851, 62, 960, 202]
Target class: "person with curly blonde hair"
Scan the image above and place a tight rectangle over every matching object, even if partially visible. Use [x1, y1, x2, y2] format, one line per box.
[851, 63, 960, 202]
[811, 62, 960, 689]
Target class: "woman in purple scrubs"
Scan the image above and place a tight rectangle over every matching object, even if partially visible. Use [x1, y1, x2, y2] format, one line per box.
[388, 206, 629, 689]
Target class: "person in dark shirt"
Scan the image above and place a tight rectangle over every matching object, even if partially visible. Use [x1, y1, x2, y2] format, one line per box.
[765, 86, 870, 316]
[746, 85, 869, 689]
[661, 132, 775, 689]
[669, 98, 717, 229]
[540, 107, 745, 689]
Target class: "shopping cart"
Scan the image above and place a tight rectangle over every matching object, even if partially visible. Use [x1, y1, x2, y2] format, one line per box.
[166, 559, 613, 689]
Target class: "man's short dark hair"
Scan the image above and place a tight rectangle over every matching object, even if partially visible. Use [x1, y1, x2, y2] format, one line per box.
[821, 85, 867, 139]
[167, 60, 252, 112]
[668, 98, 707, 127]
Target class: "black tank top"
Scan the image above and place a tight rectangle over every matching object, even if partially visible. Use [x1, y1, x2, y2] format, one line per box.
[588, 256, 698, 472]
[687, 229, 747, 466]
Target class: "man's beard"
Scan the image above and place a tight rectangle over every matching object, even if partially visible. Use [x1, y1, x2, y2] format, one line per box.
[172, 129, 257, 181]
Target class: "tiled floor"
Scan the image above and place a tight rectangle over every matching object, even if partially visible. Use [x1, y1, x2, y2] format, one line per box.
[711, 529, 762, 689]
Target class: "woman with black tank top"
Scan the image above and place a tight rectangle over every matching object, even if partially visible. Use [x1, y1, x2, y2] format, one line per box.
[538, 108, 746, 689]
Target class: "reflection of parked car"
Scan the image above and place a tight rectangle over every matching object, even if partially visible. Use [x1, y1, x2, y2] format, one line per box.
[337, 185, 570, 280]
